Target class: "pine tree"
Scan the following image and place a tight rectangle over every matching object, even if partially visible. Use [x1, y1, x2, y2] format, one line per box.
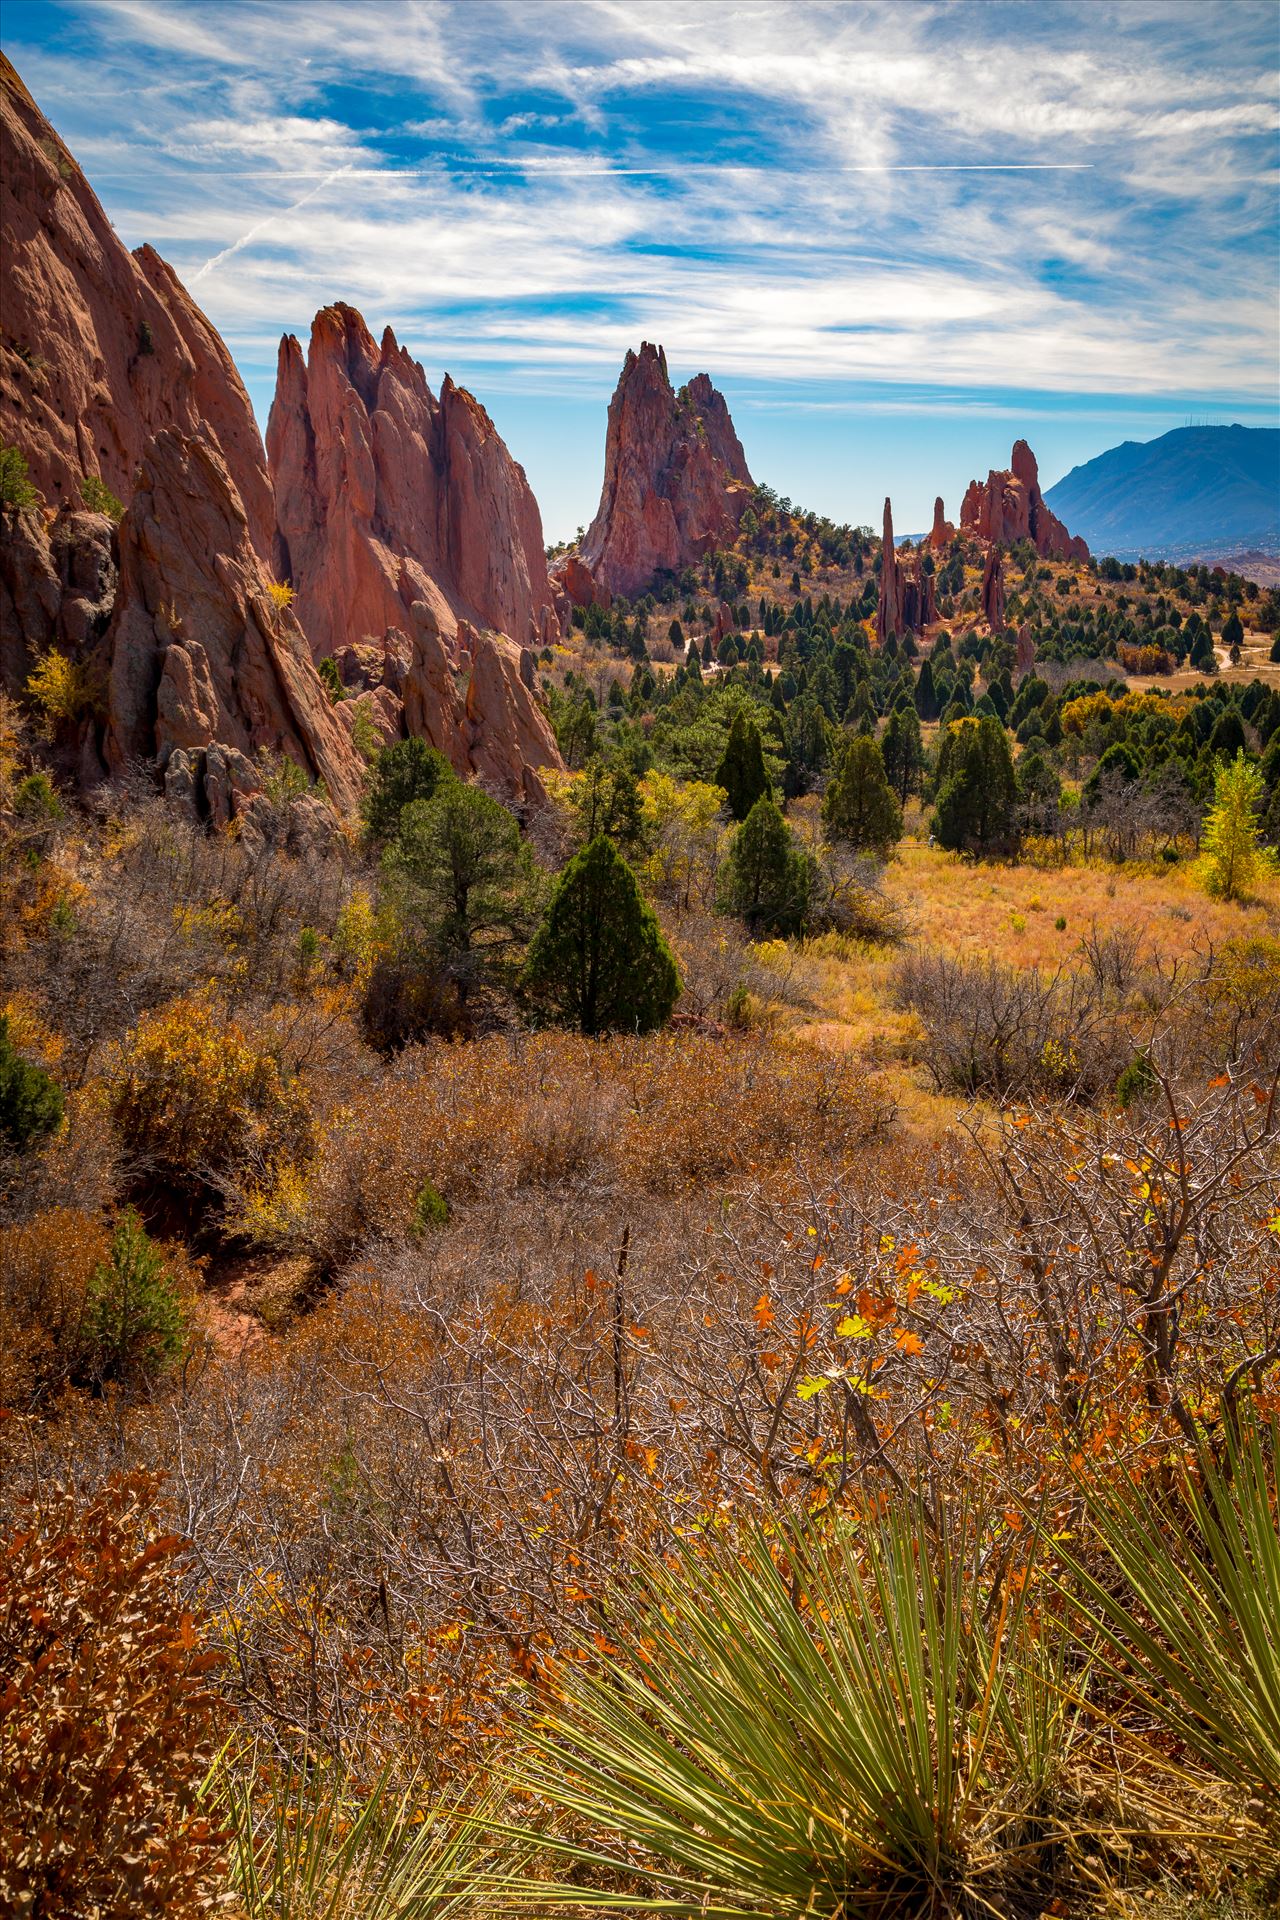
[718, 796, 817, 937]
[0, 1013, 64, 1151]
[932, 715, 1019, 856]
[389, 783, 536, 1004]
[523, 836, 680, 1035]
[914, 655, 939, 721]
[715, 709, 771, 821]
[362, 736, 452, 843]
[881, 703, 924, 802]
[1199, 751, 1276, 902]
[822, 735, 903, 856]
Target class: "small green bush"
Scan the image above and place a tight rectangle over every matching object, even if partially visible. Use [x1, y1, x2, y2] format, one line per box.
[0, 1015, 64, 1152]
[13, 772, 64, 822]
[78, 1210, 185, 1386]
[0, 445, 40, 511]
[318, 655, 346, 704]
[80, 474, 125, 523]
[409, 1179, 449, 1235]
[1116, 1052, 1158, 1109]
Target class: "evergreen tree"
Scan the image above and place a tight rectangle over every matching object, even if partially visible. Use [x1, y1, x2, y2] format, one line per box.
[715, 709, 771, 821]
[822, 735, 903, 856]
[523, 836, 680, 1035]
[932, 716, 1019, 856]
[1199, 751, 1276, 902]
[1208, 705, 1247, 758]
[79, 1210, 185, 1386]
[389, 783, 537, 1005]
[0, 1014, 64, 1151]
[881, 703, 924, 802]
[1222, 608, 1244, 663]
[571, 757, 646, 854]
[718, 796, 817, 936]
[914, 656, 940, 721]
[362, 737, 452, 843]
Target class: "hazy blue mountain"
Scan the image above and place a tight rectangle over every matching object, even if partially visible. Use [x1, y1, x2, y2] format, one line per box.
[1043, 424, 1279, 559]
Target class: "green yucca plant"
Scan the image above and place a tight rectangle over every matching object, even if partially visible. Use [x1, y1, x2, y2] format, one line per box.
[1057, 1414, 1280, 1845]
[515, 1499, 1059, 1917]
[212, 1751, 510, 1919]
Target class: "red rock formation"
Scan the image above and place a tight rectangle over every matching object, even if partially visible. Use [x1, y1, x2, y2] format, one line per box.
[552, 551, 608, 611]
[928, 496, 954, 551]
[959, 440, 1089, 563]
[0, 505, 116, 697]
[876, 498, 903, 645]
[1015, 622, 1036, 676]
[576, 343, 753, 599]
[267, 303, 559, 656]
[266, 303, 563, 802]
[0, 55, 273, 559]
[104, 428, 362, 818]
[901, 549, 937, 633]
[981, 545, 1007, 632]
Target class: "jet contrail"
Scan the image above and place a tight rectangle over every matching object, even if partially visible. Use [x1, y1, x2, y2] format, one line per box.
[192, 164, 354, 281]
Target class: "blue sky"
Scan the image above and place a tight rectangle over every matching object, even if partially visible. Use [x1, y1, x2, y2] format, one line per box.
[4, 0, 1277, 539]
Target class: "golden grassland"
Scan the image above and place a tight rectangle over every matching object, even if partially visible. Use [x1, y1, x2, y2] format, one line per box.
[747, 819, 1278, 1109]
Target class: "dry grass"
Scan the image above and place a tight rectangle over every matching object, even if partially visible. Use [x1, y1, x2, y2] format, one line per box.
[747, 829, 1278, 1121]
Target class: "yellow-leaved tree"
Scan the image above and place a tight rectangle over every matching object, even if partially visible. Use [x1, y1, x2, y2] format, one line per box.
[1199, 750, 1276, 903]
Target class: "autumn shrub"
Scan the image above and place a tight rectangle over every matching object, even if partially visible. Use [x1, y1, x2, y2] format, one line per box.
[107, 996, 311, 1203]
[894, 948, 1131, 1100]
[25, 648, 105, 737]
[0, 1472, 225, 1919]
[0, 1207, 106, 1405]
[258, 1029, 889, 1269]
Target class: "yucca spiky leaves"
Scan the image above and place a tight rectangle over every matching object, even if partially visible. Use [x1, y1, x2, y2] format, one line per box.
[212, 1752, 511, 1920]
[518, 1499, 1054, 1917]
[1059, 1413, 1280, 1844]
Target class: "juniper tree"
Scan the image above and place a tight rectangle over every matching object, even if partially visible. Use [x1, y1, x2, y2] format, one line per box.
[881, 702, 925, 803]
[524, 835, 680, 1035]
[822, 734, 903, 857]
[932, 715, 1019, 856]
[718, 795, 817, 937]
[715, 709, 771, 821]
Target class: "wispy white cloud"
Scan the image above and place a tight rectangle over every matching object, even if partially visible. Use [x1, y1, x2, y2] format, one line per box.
[4, 0, 1275, 533]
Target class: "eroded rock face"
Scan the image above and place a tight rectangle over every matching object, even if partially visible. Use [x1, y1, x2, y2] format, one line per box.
[981, 545, 1007, 632]
[576, 343, 753, 599]
[266, 303, 562, 802]
[267, 303, 559, 656]
[877, 497, 903, 644]
[1016, 622, 1036, 675]
[959, 441, 1089, 563]
[552, 551, 607, 611]
[104, 427, 362, 818]
[0, 506, 116, 695]
[879, 500, 937, 643]
[0, 55, 273, 557]
[928, 496, 954, 551]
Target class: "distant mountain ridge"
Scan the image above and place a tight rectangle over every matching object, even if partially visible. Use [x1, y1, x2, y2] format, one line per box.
[1043, 424, 1279, 560]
